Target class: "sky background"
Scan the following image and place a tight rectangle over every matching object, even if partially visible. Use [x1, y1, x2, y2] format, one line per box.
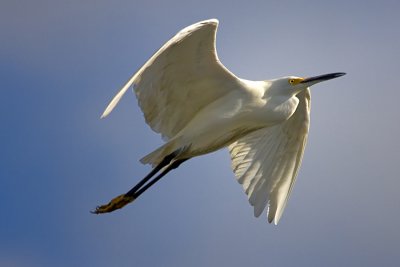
[1, 0, 400, 266]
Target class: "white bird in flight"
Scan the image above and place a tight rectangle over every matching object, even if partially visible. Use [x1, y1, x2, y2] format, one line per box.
[93, 19, 345, 224]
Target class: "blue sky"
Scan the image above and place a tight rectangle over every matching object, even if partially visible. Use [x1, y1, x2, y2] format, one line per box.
[1, 0, 399, 266]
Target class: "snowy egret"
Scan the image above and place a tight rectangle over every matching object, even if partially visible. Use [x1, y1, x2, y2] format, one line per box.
[93, 19, 345, 224]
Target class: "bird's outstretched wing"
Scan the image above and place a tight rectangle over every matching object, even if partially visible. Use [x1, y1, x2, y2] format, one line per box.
[101, 19, 241, 140]
[228, 89, 311, 224]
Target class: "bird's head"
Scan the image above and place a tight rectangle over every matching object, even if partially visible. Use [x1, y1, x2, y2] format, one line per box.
[269, 72, 346, 96]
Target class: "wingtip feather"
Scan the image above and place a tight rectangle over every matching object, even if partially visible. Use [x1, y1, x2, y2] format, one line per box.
[100, 102, 115, 119]
[208, 18, 219, 24]
[198, 18, 218, 25]
[100, 74, 137, 119]
[267, 213, 280, 225]
[100, 111, 108, 119]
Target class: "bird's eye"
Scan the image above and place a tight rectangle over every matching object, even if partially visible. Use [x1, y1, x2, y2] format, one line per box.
[288, 78, 305, 85]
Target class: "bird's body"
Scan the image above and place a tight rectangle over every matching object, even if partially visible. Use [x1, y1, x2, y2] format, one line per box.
[94, 19, 345, 224]
[142, 79, 300, 166]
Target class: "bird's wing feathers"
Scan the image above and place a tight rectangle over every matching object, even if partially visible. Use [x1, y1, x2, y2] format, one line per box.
[228, 89, 311, 224]
[101, 19, 241, 139]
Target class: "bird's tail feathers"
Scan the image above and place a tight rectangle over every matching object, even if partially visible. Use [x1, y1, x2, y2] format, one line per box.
[140, 139, 182, 167]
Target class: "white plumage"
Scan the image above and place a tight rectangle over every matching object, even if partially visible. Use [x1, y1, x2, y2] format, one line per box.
[101, 19, 238, 140]
[229, 90, 310, 223]
[96, 19, 345, 224]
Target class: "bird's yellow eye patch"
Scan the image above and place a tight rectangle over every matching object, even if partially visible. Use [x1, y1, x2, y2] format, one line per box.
[288, 78, 304, 85]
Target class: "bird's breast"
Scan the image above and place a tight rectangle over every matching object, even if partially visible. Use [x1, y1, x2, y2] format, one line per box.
[174, 92, 299, 158]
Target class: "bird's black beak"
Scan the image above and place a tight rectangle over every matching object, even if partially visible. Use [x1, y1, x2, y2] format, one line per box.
[301, 72, 346, 84]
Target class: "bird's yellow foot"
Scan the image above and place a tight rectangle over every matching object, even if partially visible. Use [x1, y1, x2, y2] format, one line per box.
[92, 194, 135, 214]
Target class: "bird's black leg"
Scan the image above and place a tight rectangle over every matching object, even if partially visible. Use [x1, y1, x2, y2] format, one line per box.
[92, 150, 187, 214]
[126, 158, 188, 200]
[124, 152, 177, 196]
